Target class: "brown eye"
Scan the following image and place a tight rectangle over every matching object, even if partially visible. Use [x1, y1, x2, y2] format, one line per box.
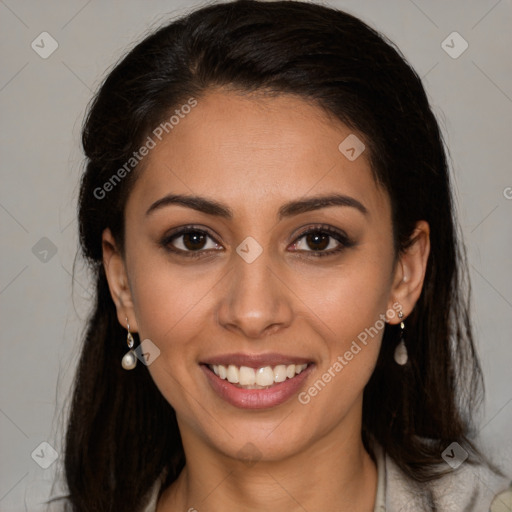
[162, 227, 222, 257]
[304, 232, 330, 251]
[181, 231, 208, 251]
[290, 225, 355, 257]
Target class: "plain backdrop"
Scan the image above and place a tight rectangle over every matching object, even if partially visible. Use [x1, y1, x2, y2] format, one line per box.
[1, 0, 511, 510]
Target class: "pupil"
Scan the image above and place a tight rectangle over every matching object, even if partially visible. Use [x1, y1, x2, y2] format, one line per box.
[184, 232, 206, 250]
[307, 233, 329, 251]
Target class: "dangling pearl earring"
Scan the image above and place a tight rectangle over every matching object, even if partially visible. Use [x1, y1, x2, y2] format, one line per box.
[394, 310, 408, 365]
[121, 318, 137, 370]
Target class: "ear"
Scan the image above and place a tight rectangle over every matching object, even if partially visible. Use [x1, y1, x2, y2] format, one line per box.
[387, 220, 430, 323]
[102, 228, 138, 332]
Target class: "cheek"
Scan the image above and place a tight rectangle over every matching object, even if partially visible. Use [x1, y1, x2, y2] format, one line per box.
[292, 255, 391, 406]
[292, 248, 392, 342]
[129, 275, 208, 421]
[126, 240, 218, 342]
[296, 287, 386, 425]
[125, 252, 223, 407]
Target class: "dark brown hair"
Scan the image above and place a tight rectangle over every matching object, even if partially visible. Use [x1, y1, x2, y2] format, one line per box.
[53, 1, 497, 510]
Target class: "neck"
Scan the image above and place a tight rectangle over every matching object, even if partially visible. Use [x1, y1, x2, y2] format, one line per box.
[158, 416, 378, 511]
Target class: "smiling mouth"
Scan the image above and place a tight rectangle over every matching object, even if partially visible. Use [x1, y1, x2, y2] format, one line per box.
[207, 363, 310, 389]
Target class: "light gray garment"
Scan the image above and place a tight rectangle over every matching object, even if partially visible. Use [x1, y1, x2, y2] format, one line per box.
[372, 443, 512, 511]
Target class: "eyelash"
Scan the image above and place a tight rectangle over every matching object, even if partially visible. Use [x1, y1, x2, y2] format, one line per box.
[160, 224, 355, 259]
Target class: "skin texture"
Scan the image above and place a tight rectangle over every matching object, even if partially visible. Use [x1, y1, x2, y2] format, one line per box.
[102, 89, 430, 511]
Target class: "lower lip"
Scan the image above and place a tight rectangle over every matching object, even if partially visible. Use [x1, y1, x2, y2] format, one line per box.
[201, 364, 314, 409]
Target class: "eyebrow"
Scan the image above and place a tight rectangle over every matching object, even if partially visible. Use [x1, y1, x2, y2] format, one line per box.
[145, 193, 368, 219]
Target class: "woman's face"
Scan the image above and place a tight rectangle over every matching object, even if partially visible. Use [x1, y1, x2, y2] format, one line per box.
[105, 89, 415, 463]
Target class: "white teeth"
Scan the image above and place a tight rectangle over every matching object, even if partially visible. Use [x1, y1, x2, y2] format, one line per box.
[256, 366, 275, 386]
[209, 363, 308, 388]
[226, 365, 239, 384]
[274, 364, 287, 383]
[239, 366, 256, 386]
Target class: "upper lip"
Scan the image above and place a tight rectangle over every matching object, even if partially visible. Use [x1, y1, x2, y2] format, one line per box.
[201, 352, 313, 368]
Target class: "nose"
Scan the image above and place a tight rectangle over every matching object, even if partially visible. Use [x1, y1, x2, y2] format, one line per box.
[215, 245, 294, 339]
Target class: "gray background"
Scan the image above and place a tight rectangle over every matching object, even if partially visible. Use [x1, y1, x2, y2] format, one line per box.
[0, 0, 511, 510]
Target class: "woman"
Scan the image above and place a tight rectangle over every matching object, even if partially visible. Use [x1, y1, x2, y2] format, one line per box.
[53, 0, 511, 510]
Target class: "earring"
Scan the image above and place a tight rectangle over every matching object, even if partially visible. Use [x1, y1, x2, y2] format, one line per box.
[121, 318, 137, 370]
[394, 310, 408, 365]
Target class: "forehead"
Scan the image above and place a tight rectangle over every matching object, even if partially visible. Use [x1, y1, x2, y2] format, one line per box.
[128, 89, 389, 220]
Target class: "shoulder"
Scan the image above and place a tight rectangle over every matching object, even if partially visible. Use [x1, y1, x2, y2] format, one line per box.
[380, 447, 512, 511]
